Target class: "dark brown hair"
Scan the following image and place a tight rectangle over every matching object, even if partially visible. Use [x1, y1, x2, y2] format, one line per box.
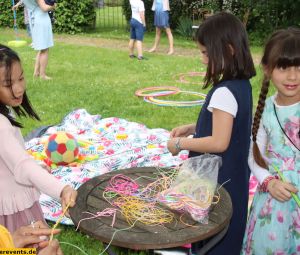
[196, 11, 256, 88]
[252, 27, 300, 168]
[0, 44, 40, 127]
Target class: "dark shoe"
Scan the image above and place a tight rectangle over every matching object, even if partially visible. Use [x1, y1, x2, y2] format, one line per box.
[138, 56, 148, 60]
[129, 54, 136, 58]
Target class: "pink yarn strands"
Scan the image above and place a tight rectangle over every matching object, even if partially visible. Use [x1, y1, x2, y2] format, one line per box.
[75, 208, 118, 231]
[157, 183, 214, 224]
[139, 174, 175, 200]
[103, 172, 177, 226]
[105, 174, 139, 196]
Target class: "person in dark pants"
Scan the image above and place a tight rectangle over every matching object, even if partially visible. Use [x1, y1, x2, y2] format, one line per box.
[167, 12, 256, 255]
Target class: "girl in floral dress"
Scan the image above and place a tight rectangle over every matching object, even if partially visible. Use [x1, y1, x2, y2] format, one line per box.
[241, 28, 300, 254]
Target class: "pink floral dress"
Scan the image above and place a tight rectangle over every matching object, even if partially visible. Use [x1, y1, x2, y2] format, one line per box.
[241, 97, 300, 255]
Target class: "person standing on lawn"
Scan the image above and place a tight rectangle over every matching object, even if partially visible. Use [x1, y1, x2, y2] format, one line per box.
[22, 0, 55, 80]
[241, 27, 300, 255]
[167, 12, 256, 254]
[149, 0, 174, 55]
[129, 0, 146, 60]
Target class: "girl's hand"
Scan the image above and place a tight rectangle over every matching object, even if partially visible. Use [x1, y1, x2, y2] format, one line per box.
[39, 239, 63, 255]
[170, 124, 195, 138]
[167, 138, 180, 156]
[60, 185, 77, 217]
[12, 2, 21, 10]
[268, 179, 298, 202]
[12, 221, 60, 248]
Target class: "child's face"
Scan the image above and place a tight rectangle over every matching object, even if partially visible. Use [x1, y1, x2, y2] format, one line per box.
[271, 66, 300, 104]
[0, 61, 25, 107]
[198, 43, 209, 65]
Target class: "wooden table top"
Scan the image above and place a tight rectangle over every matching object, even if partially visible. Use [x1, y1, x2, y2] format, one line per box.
[70, 167, 232, 250]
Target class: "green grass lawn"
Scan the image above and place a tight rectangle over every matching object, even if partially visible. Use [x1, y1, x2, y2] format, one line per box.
[0, 28, 273, 254]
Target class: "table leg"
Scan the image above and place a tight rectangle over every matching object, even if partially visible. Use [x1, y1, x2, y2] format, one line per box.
[196, 224, 229, 255]
[105, 246, 118, 255]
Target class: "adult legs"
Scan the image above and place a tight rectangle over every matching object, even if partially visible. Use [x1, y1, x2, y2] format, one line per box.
[166, 27, 174, 55]
[149, 27, 161, 52]
[39, 48, 51, 80]
[33, 51, 40, 77]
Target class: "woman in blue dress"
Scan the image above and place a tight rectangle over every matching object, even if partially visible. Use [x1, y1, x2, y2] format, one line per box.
[23, 0, 55, 80]
[149, 0, 174, 55]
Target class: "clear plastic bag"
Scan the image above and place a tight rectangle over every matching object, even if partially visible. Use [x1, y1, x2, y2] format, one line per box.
[157, 154, 222, 223]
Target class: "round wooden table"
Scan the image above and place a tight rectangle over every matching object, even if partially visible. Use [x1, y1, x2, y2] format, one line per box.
[70, 167, 232, 251]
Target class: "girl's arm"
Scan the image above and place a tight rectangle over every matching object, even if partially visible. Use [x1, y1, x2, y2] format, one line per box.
[0, 124, 77, 211]
[168, 88, 237, 155]
[170, 124, 196, 138]
[248, 121, 271, 184]
[168, 108, 233, 155]
[249, 120, 298, 201]
[0, 121, 65, 199]
[184, 108, 233, 152]
[36, 0, 55, 12]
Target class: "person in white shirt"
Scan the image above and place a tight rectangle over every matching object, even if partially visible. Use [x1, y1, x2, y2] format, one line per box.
[129, 0, 146, 60]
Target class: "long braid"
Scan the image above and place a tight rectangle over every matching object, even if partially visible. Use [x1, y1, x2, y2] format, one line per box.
[252, 76, 270, 169]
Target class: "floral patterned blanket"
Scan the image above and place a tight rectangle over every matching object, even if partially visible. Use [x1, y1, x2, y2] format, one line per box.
[26, 109, 259, 225]
[25, 109, 189, 224]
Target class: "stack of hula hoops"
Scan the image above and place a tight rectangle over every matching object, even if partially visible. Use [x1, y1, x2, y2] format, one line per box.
[135, 86, 206, 107]
[135, 71, 206, 107]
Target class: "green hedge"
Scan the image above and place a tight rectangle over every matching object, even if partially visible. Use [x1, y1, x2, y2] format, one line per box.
[0, 0, 96, 34]
[122, 0, 185, 31]
[0, 1, 25, 29]
[53, 0, 96, 34]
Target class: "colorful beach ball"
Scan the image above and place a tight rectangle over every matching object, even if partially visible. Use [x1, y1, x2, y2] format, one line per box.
[45, 132, 79, 165]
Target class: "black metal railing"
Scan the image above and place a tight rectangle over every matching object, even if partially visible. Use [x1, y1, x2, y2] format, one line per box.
[95, 0, 127, 29]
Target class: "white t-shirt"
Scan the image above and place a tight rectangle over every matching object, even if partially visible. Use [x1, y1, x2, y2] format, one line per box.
[130, 0, 145, 24]
[208, 87, 238, 117]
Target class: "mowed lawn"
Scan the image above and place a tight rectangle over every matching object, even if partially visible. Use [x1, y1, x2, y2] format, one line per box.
[0, 27, 270, 254]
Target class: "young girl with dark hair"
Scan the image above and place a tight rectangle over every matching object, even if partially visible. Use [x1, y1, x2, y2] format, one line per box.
[241, 28, 300, 255]
[0, 44, 77, 233]
[167, 12, 256, 254]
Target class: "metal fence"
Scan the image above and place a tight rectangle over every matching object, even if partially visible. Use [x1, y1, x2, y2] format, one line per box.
[95, 0, 127, 29]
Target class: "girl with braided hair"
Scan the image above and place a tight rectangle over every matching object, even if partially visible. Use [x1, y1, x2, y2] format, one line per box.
[241, 28, 300, 254]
